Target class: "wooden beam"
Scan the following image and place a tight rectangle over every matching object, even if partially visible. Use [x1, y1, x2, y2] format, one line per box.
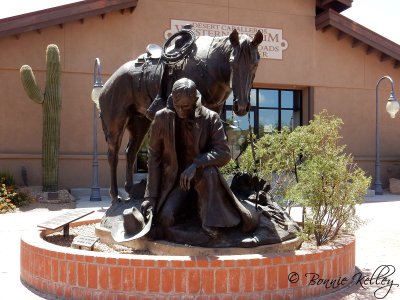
[79, 19, 84, 24]
[352, 38, 360, 48]
[337, 30, 345, 41]
[394, 61, 400, 69]
[366, 45, 373, 55]
[322, 26, 331, 33]
[36, 29, 42, 34]
[380, 53, 390, 62]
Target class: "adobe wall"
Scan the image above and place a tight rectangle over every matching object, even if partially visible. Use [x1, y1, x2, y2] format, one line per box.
[1, 0, 400, 188]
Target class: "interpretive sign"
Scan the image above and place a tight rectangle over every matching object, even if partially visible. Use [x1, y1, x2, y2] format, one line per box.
[37, 209, 94, 237]
[165, 19, 289, 60]
[72, 235, 99, 250]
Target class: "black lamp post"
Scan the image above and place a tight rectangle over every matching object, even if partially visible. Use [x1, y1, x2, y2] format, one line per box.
[89, 58, 103, 201]
[374, 75, 399, 195]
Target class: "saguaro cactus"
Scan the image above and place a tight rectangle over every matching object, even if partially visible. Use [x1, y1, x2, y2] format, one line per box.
[20, 44, 61, 192]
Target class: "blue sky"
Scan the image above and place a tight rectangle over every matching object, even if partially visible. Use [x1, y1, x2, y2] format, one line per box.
[1, 0, 399, 45]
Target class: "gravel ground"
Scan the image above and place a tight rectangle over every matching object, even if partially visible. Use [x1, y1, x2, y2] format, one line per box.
[42, 221, 347, 255]
[15, 186, 76, 213]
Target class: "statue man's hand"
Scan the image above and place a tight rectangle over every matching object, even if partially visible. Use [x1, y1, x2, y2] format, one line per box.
[141, 198, 156, 220]
[180, 163, 197, 191]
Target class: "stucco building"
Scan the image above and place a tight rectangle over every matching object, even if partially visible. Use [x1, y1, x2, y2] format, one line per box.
[1, 0, 400, 192]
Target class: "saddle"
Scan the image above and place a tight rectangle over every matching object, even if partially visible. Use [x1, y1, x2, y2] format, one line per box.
[136, 43, 162, 65]
[135, 24, 196, 67]
[137, 25, 197, 119]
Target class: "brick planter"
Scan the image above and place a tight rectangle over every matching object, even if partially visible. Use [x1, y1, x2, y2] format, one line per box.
[20, 220, 355, 299]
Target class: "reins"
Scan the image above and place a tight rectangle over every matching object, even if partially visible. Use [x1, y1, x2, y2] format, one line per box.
[247, 106, 260, 210]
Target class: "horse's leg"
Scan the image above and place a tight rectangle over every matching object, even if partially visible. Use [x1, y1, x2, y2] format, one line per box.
[125, 113, 151, 198]
[104, 119, 126, 204]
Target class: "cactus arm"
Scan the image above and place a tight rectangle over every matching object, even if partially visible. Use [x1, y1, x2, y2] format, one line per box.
[20, 65, 44, 104]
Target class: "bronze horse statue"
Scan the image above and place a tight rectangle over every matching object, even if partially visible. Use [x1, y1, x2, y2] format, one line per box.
[99, 28, 263, 203]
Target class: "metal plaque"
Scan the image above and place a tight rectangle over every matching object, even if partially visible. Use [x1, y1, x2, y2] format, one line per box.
[72, 235, 99, 249]
[37, 209, 94, 230]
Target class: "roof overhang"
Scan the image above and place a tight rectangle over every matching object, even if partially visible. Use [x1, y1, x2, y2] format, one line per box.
[0, 0, 138, 39]
[316, 9, 400, 68]
[316, 0, 353, 14]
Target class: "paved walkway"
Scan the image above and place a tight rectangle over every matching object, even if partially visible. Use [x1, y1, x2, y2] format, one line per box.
[0, 191, 399, 299]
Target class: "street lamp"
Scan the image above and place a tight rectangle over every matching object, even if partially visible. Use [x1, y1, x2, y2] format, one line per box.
[374, 76, 399, 195]
[89, 58, 103, 201]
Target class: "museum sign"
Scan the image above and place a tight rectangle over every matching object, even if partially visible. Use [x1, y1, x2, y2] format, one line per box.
[165, 19, 288, 60]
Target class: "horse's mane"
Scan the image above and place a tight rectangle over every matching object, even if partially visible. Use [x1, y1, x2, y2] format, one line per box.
[208, 34, 253, 58]
[210, 36, 232, 56]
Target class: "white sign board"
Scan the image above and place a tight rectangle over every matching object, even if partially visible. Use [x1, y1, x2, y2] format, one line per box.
[165, 19, 288, 60]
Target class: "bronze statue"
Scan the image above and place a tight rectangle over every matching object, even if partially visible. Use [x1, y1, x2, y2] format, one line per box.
[99, 28, 300, 248]
[98, 27, 263, 203]
[105, 79, 299, 248]
[142, 78, 259, 242]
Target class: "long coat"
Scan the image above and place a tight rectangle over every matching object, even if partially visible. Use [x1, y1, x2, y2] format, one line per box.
[144, 99, 258, 233]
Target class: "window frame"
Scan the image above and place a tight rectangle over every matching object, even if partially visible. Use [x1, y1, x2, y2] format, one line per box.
[223, 88, 302, 137]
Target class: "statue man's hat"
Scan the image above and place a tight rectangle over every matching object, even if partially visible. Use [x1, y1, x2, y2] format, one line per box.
[111, 207, 153, 242]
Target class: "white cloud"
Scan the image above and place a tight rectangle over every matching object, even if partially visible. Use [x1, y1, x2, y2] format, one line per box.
[341, 0, 400, 45]
[0, 0, 82, 19]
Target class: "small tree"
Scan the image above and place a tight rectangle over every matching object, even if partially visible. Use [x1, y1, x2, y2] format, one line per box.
[238, 111, 371, 245]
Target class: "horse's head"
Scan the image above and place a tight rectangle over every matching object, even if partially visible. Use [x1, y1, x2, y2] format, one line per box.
[229, 29, 263, 116]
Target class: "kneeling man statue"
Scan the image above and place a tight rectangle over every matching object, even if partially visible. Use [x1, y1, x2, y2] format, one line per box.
[142, 78, 258, 243]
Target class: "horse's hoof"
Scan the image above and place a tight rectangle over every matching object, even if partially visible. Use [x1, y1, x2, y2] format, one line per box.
[111, 197, 122, 205]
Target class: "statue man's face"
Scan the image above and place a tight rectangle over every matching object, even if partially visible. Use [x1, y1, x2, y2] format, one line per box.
[173, 93, 197, 119]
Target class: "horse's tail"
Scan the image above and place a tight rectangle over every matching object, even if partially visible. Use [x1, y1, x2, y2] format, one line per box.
[100, 112, 110, 143]
[92, 91, 102, 111]
[97, 88, 110, 143]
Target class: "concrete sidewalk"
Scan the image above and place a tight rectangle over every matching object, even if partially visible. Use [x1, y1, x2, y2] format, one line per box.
[0, 191, 112, 299]
[0, 191, 399, 299]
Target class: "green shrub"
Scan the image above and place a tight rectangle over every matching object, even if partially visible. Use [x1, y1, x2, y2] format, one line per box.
[237, 111, 371, 245]
[0, 171, 15, 186]
[0, 173, 32, 213]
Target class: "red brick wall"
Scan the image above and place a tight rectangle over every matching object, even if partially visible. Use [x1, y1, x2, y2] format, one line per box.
[20, 221, 356, 299]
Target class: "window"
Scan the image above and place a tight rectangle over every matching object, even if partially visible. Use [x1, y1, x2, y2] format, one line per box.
[223, 88, 302, 159]
[138, 88, 302, 171]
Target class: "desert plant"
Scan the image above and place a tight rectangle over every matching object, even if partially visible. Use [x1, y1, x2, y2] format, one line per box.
[0, 171, 15, 187]
[0, 183, 17, 214]
[0, 173, 31, 213]
[238, 111, 371, 245]
[20, 44, 61, 192]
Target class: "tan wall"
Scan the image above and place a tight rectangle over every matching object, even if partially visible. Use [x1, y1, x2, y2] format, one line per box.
[311, 29, 400, 184]
[1, 0, 400, 189]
